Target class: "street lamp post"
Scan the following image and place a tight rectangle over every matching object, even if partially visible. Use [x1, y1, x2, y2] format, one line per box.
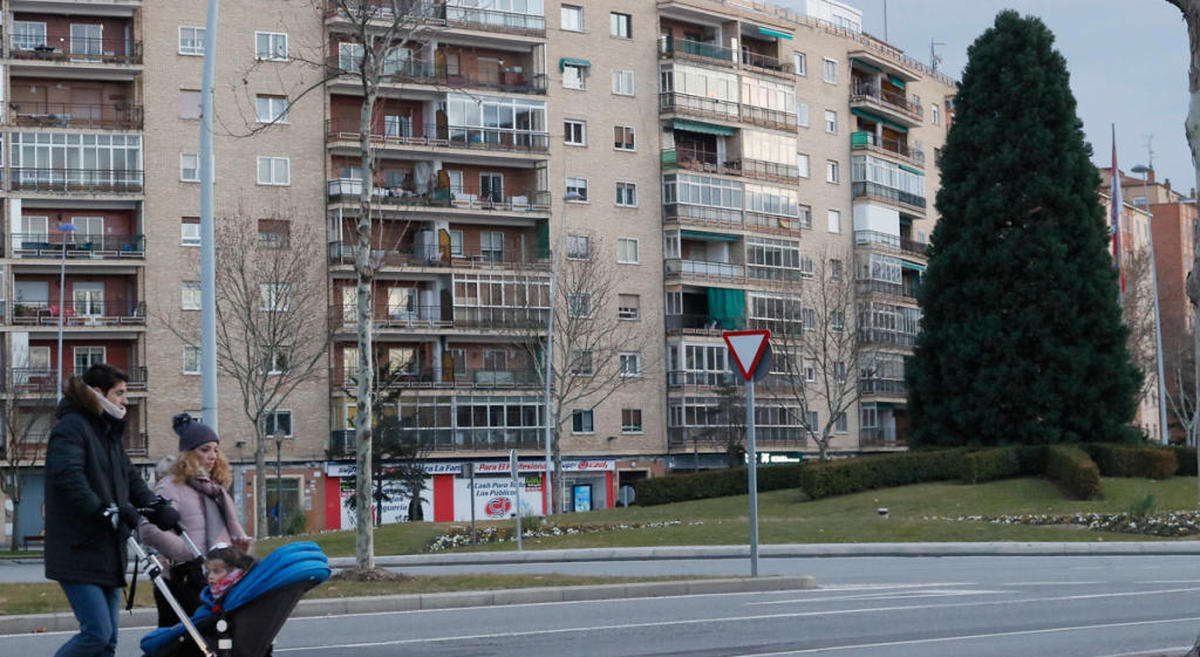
[543, 191, 582, 517]
[55, 223, 77, 402]
[274, 432, 284, 535]
[1131, 165, 1170, 445]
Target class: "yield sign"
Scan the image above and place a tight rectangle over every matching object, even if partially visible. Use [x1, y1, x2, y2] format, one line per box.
[723, 329, 771, 381]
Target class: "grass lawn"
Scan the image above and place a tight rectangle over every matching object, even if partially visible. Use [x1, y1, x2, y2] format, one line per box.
[260, 476, 1200, 558]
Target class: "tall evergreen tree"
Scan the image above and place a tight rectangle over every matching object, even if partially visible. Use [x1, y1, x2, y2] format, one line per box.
[906, 11, 1141, 447]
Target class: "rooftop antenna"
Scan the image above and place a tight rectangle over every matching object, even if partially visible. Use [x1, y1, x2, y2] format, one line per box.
[1143, 134, 1156, 171]
[930, 38, 946, 72]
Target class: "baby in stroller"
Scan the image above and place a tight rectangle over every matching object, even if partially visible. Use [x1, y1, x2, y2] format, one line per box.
[204, 546, 253, 600]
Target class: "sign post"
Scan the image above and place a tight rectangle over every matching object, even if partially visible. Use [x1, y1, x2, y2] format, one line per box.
[510, 449, 522, 551]
[723, 329, 772, 577]
[465, 462, 477, 544]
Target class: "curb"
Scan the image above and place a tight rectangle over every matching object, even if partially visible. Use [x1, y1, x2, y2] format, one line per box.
[0, 576, 816, 636]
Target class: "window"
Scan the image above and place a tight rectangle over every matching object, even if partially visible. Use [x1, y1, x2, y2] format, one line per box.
[182, 281, 201, 310]
[568, 234, 590, 259]
[797, 153, 811, 179]
[262, 347, 291, 375]
[612, 69, 635, 96]
[822, 57, 838, 84]
[571, 409, 594, 433]
[619, 352, 642, 377]
[262, 410, 293, 438]
[610, 12, 631, 38]
[616, 238, 640, 264]
[338, 42, 364, 74]
[931, 103, 941, 125]
[615, 181, 638, 207]
[570, 350, 594, 375]
[255, 96, 289, 124]
[622, 408, 643, 433]
[824, 110, 838, 134]
[257, 156, 290, 185]
[614, 125, 635, 150]
[566, 176, 588, 201]
[833, 360, 848, 383]
[835, 412, 848, 434]
[563, 63, 587, 90]
[180, 153, 199, 182]
[255, 31, 287, 61]
[803, 359, 817, 382]
[827, 209, 841, 234]
[259, 283, 291, 311]
[183, 345, 201, 375]
[797, 103, 810, 128]
[826, 160, 840, 184]
[568, 293, 592, 317]
[794, 52, 807, 76]
[561, 5, 584, 31]
[74, 347, 105, 374]
[831, 310, 846, 332]
[618, 294, 640, 320]
[180, 90, 201, 119]
[830, 259, 843, 281]
[805, 410, 820, 432]
[181, 218, 200, 246]
[179, 26, 205, 55]
[565, 119, 586, 146]
[12, 22, 46, 51]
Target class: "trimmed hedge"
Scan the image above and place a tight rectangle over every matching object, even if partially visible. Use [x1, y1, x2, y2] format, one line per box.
[960, 447, 1022, 484]
[1083, 444, 1177, 480]
[633, 464, 803, 506]
[798, 449, 966, 500]
[1172, 446, 1197, 476]
[1045, 445, 1101, 500]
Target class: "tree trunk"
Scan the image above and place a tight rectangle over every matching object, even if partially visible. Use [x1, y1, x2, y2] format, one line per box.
[354, 74, 378, 571]
[8, 495, 20, 552]
[254, 433, 268, 539]
[551, 425, 563, 515]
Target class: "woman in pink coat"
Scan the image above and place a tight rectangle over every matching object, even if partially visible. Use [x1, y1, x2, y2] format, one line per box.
[140, 413, 252, 627]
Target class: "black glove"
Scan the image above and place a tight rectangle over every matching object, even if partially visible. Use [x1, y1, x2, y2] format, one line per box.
[145, 499, 182, 533]
[118, 503, 140, 531]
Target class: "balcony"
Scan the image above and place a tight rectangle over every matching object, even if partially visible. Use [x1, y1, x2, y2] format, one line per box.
[9, 102, 143, 130]
[328, 425, 546, 456]
[336, 304, 547, 332]
[745, 210, 807, 235]
[860, 427, 903, 448]
[662, 203, 743, 230]
[9, 38, 143, 66]
[740, 50, 793, 76]
[326, 120, 549, 155]
[736, 158, 800, 184]
[657, 36, 735, 66]
[858, 327, 916, 348]
[329, 56, 547, 95]
[668, 427, 806, 451]
[337, 304, 451, 330]
[335, 366, 540, 390]
[859, 377, 907, 397]
[326, 2, 546, 37]
[667, 370, 735, 387]
[328, 241, 549, 271]
[665, 258, 744, 282]
[667, 145, 740, 177]
[665, 314, 741, 334]
[850, 80, 923, 127]
[11, 168, 143, 194]
[852, 181, 926, 213]
[11, 233, 144, 259]
[740, 104, 797, 131]
[855, 279, 917, 301]
[900, 237, 928, 257]
[327, 178, 550, 214]
[659, 92, 740, 123]
[10, 366, 146, 394]
[851, 131, 924, 169]
[11, 299, 146, 327]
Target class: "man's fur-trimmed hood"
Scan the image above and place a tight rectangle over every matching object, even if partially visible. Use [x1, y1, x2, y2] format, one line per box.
[57, 376, 104, 419]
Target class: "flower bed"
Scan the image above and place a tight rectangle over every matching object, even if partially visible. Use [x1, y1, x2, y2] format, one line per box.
[425, 520, 704, 551]
[924, 512, 1200, 537]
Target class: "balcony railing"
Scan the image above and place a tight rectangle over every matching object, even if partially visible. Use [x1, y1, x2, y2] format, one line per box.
[441, 3, 546, 35]
[740, 104, 797, 130]
[453, 307, 547, 329]
[668, 427, 806, 450]
[741, 50, 793, 74]
[337, 303, 452, 329]
[855, 230, 901, 252]
[327, 178, 551, 212]
[860, 426, 903, 447]
[746, 210, 806, 234]
[328, 241, 549, 270]
[11, 299, 146, 327]
[665, 258, 744, 281]
[667, 370, 736, 387]
[670, 145, 741, 176]
[329, 55, 547, 94]
[659, 92, 740, 121]
[737, 158, 800, 183]
[900, 237, 928, 257]
[662, 203, 743, 228]
[11, 233, 144, 258]
[9, 102, 143, 130]
[336, 304, 547, 330]
[11, 168, 143, 194]
[850, 131, 925, 167]
[10, 366, 146, 393]
[852, 181, 926, 211]
[859, 377, 907, 396]
[326, 120, 550, 153]
[658, 36, 735, 63]
[858, 327, 916, 347]
[850, 80, 923, 122]
[336, 366, 540, 390]
[10, 38, 143, 65]
[855, 279, 916, 299]
[329, 426, 547, 456]
[665, 314, 742, 333]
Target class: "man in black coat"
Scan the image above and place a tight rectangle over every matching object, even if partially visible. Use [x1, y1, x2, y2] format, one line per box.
[44, 364, 179, 657]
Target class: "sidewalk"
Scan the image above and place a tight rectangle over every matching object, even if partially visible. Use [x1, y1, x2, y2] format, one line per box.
[0, 575, 816, 635]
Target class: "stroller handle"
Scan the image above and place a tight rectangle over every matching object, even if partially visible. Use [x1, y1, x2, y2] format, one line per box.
[138, 507, 204, 560]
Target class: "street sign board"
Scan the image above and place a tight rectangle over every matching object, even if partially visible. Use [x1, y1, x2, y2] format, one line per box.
[723, 330, 772, 381]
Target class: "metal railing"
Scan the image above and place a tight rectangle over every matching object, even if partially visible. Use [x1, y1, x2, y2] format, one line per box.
[665, 258, 744, 280]
[328, 241, 549, 270]
[850, 79, 923, 121]
[855, 279, 914, 299]
[860, 426, 903, 447]
[740, 104, 797, 130]
[851, 181, 926, 211]
[659, 92, 740, 121]
[11, 233, 144, 258]
[329, 427, 547, 456]
[11, 299, 146, 326]
[10, 168, 143, 193]
[10, 366, 145, 392]
[440, 3, 546, 35]
[326, 120, 550, 153]
[667, 370, 736, 387]
[741, 49, 793, 74]
[859, 377, 907, 396]
[657, 36, 735, 63]
[9, 102, 143, 130]
[662, 203, 744, 228]
[665, 314, 742, 333]
[671, 145, 741, 176]
[745, 210, 805, 234]
[668, 427, 807, 450]
[747, 266, 806, 283]
[737, 158, 800, 183]
[336, 366, 540, 389]
[336, 303, 452, 329]
[857, 328, 916, 347]
[854, 229, 901, 252]
[329, 55, 547, 94]
[453, 306, 547, 329]
[9, 38, 143, 65]
[900, 237, 928, 257]
[850, 131, 925, 166]
[327, 178, 551, 212]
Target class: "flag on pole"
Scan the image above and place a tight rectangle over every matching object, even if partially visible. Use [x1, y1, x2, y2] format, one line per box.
[1110, 125, 1124, 295]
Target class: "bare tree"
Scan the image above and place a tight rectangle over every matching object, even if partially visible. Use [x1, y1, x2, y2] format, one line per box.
[521, 244, 649, 513]
[711, 378, 746, 468]
[770, 250, 867, 460]
[1121, 246, 1161, 407]
[1167, 334, 1198, 445]
[0, 377, 51, 551]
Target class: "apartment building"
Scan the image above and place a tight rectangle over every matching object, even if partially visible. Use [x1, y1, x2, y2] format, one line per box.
[1, 0, 959, 543]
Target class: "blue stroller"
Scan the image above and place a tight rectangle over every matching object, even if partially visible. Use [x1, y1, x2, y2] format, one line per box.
[132, 538, 330, 657]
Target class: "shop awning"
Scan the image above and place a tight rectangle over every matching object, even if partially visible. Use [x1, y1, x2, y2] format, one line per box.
[681, 229, 740, 242]
[757, 27, 793, 40]
[889, 76, 906, 89]
[672, 119, 735, 136]
[850, 107, 909, 133]
[901, 260, 926, 272]
[558, 57, 591, 71]
[851, 57, 884, 74]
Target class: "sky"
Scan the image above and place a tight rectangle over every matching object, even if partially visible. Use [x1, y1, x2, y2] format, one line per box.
[777, 0, 1196, 194]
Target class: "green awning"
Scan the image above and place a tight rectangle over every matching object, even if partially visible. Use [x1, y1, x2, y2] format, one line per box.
[707, 288, 746, 330]
[757, 27, 793, 40]
[901, 261, 926, 272]
[851, 57, 884, 74]
[559, 57, 590, 71]
[672, 119, 735, 136]
[889, 76, 906, 89]
[850, 107, 909, 133]
[681, 229, 740, 242]
[900, 164, 925, 176]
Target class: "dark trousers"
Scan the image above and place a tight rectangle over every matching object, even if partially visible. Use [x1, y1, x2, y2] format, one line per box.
[153, 576, 203, 628]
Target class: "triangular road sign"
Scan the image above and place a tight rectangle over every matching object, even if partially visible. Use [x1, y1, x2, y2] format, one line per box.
[723, 329, 771, 381]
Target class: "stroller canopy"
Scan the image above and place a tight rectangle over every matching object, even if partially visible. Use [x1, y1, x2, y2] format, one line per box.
[141, 542, 331, 656]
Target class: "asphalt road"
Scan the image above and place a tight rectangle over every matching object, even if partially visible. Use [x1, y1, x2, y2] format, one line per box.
[6, 554, 1200, 656]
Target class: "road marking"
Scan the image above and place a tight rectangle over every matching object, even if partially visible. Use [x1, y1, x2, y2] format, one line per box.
[723, 617, 1200, 656]
[272, 588, 1200, 653]
[751, 590, 1003, 605]
[1003, 581, 1105, 586]
[1093, 648, 1191, 657]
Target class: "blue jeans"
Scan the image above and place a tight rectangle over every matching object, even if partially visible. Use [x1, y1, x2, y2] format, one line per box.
[55, 582, 120, 657]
